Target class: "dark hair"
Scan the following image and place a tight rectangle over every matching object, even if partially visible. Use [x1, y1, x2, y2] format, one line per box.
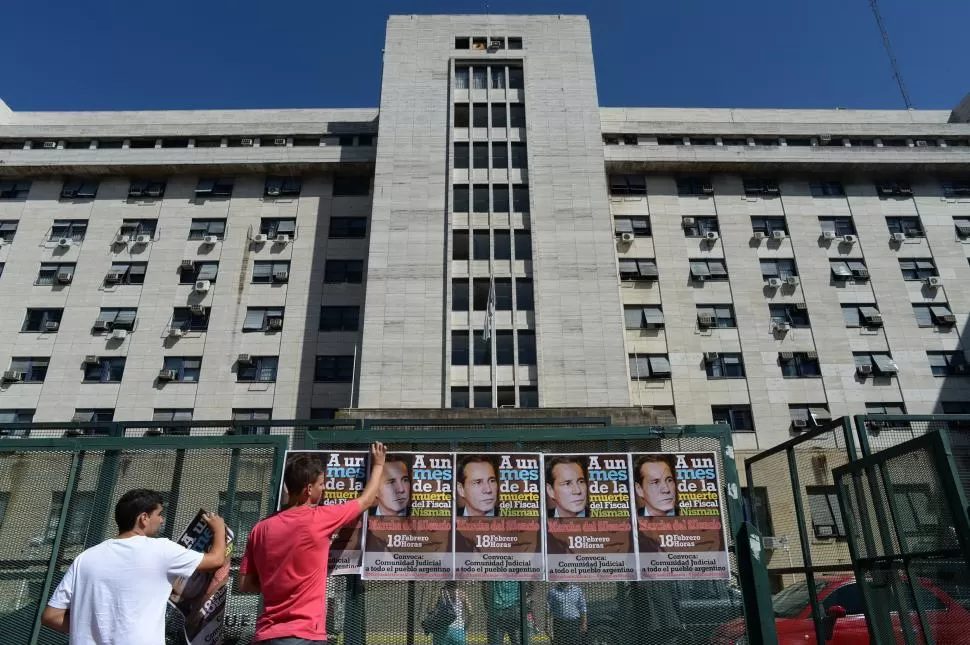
[545, 455, 589, 485]
[634, 454, 677, 485]
[458, 454, 498, 485]
[283, 454, 325, 498]
[385, 454, 411, 472]
[115, 489, 165, 532]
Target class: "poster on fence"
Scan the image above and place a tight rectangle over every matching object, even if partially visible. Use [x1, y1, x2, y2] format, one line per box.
[453, 453, 544, 581]
[279, 450, 370, 575]
[543, 453, 637, 582]
[169, 510, 235, 645]
[362, 452, 455, 579]
[633, 452, 730, 580]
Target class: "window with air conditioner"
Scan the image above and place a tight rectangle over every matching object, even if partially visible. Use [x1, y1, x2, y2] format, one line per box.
[770, 304, 810, 328]
[705, 353, 745, 379]
[127, 180, 166, 199]
[171, 307, 209, 332]
[264, 177, 302, 198]
[83, 357, 126, 383]
[886, 217, 924, 238]
[760, 259, 798, 280]
[912, 303, 955, 328]
[188, 219, 226, 240]
[195, 178, 234, 198]
[180, 262, 218, 284]
[689, 259, 728, 281]
[0, 181, 31, 200]
[696, 305, 736, 328]
[750, 216, 788, 236]
[237, 356, 278, 383]
[60, 179, 99, 200]
[711, 405, 754, 432]
[809, 181, 845, 197]
[8, 357, 49, 383]
[898, 259, 937, 281]
[779, 353, 821, 378]
[95, 308, 137, 332]
[614, 217, 650, 238]
[49, 220, 88, 242]
[252, 261, 290, 284]
[819, 217, 856, 237]
[22, 309, 63, 332]
[259, 218, 296, 238]
[243, 307, 285, 332]
[119, 219, 158, 239]
[231, 409, 272, 435]
[742, 178, 780, 197]
[105, 262, 148, 285]
[683, 217, 719, 237]
[161, 357, 202, 382]
[676, 175, 713, 197]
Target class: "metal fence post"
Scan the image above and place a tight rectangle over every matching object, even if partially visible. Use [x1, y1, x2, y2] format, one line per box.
[785, 446, 825, 645]
[736, 521, 779, 645]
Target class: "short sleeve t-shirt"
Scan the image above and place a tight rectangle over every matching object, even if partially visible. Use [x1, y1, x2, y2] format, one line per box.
[47, 536, 203, 645]
[240, 501, 361, 642]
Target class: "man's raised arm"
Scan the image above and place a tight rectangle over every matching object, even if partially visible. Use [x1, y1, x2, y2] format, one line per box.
[355, 442, 387, 511]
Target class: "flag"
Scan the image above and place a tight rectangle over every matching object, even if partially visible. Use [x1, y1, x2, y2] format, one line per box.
[483, 277, 495, 343]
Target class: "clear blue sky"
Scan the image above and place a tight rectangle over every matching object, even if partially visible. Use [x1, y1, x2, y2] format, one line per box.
[2, 0, 966, 112]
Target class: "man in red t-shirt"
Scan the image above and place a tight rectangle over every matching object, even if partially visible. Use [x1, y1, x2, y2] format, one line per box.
[239, 442, 387, 644]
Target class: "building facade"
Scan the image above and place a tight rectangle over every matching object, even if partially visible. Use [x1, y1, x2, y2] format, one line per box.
[0, 15, 969, 454]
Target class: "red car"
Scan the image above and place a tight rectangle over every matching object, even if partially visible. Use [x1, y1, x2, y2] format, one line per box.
[712, 575, 970, 645]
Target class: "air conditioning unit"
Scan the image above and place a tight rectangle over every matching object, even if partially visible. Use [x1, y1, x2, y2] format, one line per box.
[891, 232, 907, 243]
[167, 328, 184, 338]
[2, 370, 24, 382]
[915, 139, 928, 147]
[854, 268, 870, 279]
[266, 187, 282, 196]
[705, 231, 719, 241]
[898, 186, 914, 196]
[806, 351, 818, 360]
[134, 234, 151, 244]
[767, 278, 783, 288]
[703, 352, 720, 361]
[267, 317, 283, 330]
[240, 138, 254, 146]
[489, 39, 503, 49]
[104, 271, 122, 284]
[92, 319, 112, 331]
[157, 369, 177, 381]
[937, 313, 957, 324]
[57, 238, 72, 248]
[701, 183, 714, 194]
[682, 217, 695, 227]
[822, 231, 837, 240]
[202, 235, 219, 245]
[180, 260, 196, 270]
[193, 280, 210, 293]
[60, 189, 78, 198]
[45, 321, 60, 332]
[56, 271, 73, 284]
[857, 364, 873, 376]
[83, 355, 99, 364]
[753, 231, 766, 240]
[42, 141, 57, 149]
[926, 276, 943, 287]
[275, 234, 291, 244]
[819, 134, 832, 144]
[785, 276, 800, 286]
[771, 230, 786, 240]
[273, 271, 289, 282]
[792, 419, 809, 430]
[146, 187, 163, 197]
[780, 351, 794, 360]
[273, 137, 287, 146]
[773, 321, 791, 333]
[795, 302, 808, 310]
[620, 232, 635, 243]
[110, 329, 128, 340]
[697, 313, 715, 328]
[252, 233, 269, 244]
[842, 234, 857, 244]
[114, 234, 130, 245]
[765, 184, 780, 194]
[864, 313, 883, 326]
[237, 354, 253, 365]
[190, 305, 206, 315]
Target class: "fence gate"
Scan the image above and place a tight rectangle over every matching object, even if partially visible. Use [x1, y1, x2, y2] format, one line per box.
[833, 428, 970, 645]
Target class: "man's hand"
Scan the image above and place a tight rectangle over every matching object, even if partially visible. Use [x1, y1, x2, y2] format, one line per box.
[197, 511, 228, 572]
[202, 511, 225, 531]
[371, 442, 387, 467]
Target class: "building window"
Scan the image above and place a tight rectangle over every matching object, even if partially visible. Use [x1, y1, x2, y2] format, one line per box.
[676, 176, 713, 196]
[912, 303, 956, 328]
[473, 387, 492, 408]
[494, 230, 511, 260]
[830, 260, 869, 281]
[629, 354, 672, 380]
[22, 308, 63, 333]
[840, 304, 881, 328]
[252, 261, 290, 284]
[70, 411, 116, 432]
[237, 356, 278, 383]
[452, 280, 469, 311]
[454, 66, 469, 88]
[496, 386, 515, 408]
[472, 230, 490, 260]
[451, 387, 470, 409]
[954, 217, 970, 239]
[496, 331, 515, 366]
[508, 37, 523, 50]
[451, 331, 469, 366]
[810, 181, 846, 197]
[332, 176, 370, 197]
[779, 352, 821, 378]
[8, 357, 49, 383]
[515, 278, 534, 310]
[694, 305, 735, 329]
[314, 356, 354, 382]
[927, 351, 968, 377]
[243, 307, 284, 332]
[119, 219, 158, 239]
[853, 352, 898, 377]
[689, 259, 728, 282]
[899, 259, 937, 281]
[942, 181, 970, 198]
[472, 142, 489, 169]
[453, 184, 470, 212]
[493, 185, 510, 213]
[472, 279, 490, 311]
[0, 181, 30, 200]
[0, 409, 34, 436]
[509, 104, 526, 128]
[453, 230, 469, 260]
[514, 230, 532, 260]
[104, 262, 147, 286]
[188, 219, 226, 240]
[319, 306, 359, 332]
[263, 178, 301, 198]
[609, 174, 647, 196]
[171, 307, 209, 332]
[624, 306, 665, 330]
[806, 487, 846, 539]
[472, 103, 488, 128]
[180, 261, 218, 284]
[712, 405, 754, 432]
[50, 220, 88, 242]
[153, 409, 194, 434]
[769, 303, 810, 328]
[472, 331, 489, 365]
[218, 492, 262, 548]
[682, 217, 719, 237]
[309, 408, 337, 420]
[324, 260, 364, 284]
[760, 259, 799, 280]
[508, 67, 524, 88]
[705, 353, 745, 379]
[614, 217, 650, 237]
[160, 357, 201, 382]
[60, 179, 99, 199]
[0, 221, 17, 242]
[83, 357, 126, 383]
[742, 178, 780, 197]
[127, 180, 166, 199]
[195, 178, 234, 198]
[819, 217, 856, 237]
[470, 67, 487, 90]
[47, 491, 95, 545]
[519, 386, 538, 408]
[94, 308, 137, 331]
[490, 67, 506, 89]
[886, 217, 924, 237]
[517, 331, 536, 365]
[193, 138, 222, 148]
[232, 409, 272, 435]
[454, 142, 470, 169]
[789, 405, 831, 430]
[491, 142, 508, 169]
[510, 142, 527, 169]
[491, 104, 507, 128]
[874, 180, 912, 198]
[618, 259, 658, 281]
[260, 218, 297, 238]
[455, 104, 470, 128]
[473, 184, 490, 212]
[750, 216, 788, 236]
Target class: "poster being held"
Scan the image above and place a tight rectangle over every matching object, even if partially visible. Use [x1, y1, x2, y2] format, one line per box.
[543, 454, 637, 581]
[363, 452, 455, 579]
[454, 453, 544, 581]
[633, 452, 730, 580]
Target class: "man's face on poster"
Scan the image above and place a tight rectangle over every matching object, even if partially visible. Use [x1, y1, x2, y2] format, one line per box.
[378, 460, 411, 516]
[459, 460, 497, 516]
[637, 461, 677, 516]
[547, 462, 587, 517]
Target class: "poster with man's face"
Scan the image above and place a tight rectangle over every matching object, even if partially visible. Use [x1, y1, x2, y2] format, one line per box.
[633, 452, 730, 580]
[362, 452, 455, 580]
[543, 453, 637, 582]
[454, 453, 544, 581]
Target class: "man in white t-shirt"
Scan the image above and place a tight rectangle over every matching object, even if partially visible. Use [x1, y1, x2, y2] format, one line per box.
[42, 488, 227, 644]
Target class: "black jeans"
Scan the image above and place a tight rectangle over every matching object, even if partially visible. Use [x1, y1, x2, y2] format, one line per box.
[551, 618, 583, 645]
